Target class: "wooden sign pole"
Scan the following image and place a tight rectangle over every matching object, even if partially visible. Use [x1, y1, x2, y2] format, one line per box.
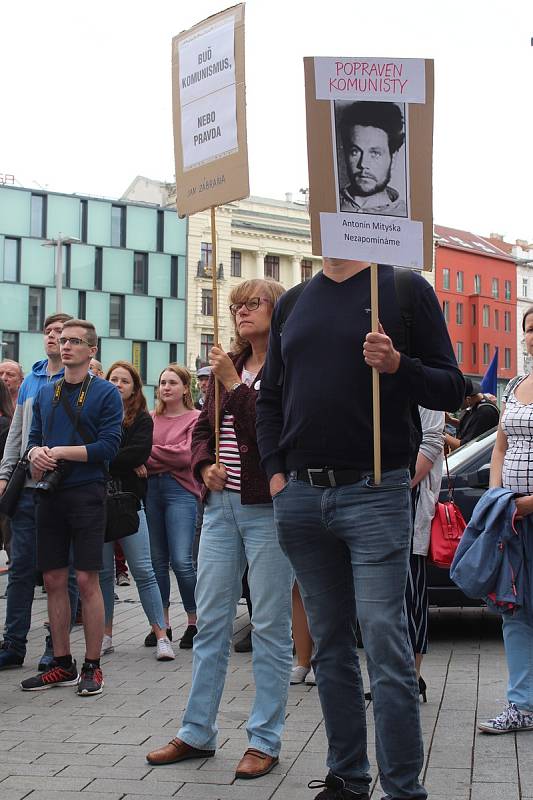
[370, 262, 381, 484]
[210, 206, 221, 467]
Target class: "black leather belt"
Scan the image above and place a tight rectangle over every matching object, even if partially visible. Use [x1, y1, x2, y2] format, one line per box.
[294, 468, 370, 488]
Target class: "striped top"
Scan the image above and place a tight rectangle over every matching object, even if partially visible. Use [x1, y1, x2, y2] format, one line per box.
[219, 368, 257, 492]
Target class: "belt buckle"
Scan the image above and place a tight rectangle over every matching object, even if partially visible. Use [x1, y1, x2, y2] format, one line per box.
[307, 468, 336, 488]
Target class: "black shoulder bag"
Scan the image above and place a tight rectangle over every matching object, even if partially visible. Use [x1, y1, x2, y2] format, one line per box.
[56, 377, 140, 543]
[0, 454, 30, 519]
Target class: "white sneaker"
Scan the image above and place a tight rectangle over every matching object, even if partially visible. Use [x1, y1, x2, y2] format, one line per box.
[156, 636, 176, 661]
[304, 668, 316, 686]
[290, 665, 310, 684]
[100, 635, 114, 656]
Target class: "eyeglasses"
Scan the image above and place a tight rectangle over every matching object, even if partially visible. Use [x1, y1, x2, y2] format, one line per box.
[229, 297, 272, 316]
[59, 337, 91, 347]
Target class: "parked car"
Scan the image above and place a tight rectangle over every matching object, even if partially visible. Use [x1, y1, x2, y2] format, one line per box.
[427, 427, 497, 606]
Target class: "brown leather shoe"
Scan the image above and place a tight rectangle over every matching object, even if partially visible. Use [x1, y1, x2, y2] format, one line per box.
[235, 748, 279, 779]
[146, 737, 215, 766]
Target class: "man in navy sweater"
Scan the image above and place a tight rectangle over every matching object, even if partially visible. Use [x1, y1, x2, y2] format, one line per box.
[256, 259, 464, 800]
[21, 319, 122, 697]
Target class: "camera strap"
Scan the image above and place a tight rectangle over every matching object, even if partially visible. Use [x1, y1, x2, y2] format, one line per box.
[44, 373, 94, 446]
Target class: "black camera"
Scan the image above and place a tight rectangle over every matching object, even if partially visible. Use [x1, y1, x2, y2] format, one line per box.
[35, 460, 66, 493]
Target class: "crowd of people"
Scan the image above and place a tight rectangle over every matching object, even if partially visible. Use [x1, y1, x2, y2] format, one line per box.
[0, 261, 532, 800]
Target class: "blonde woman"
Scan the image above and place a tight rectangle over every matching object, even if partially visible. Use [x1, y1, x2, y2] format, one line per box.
[144, 365, 200, 649]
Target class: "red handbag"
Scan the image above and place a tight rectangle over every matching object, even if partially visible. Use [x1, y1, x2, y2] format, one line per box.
[428, 452, 467, 568]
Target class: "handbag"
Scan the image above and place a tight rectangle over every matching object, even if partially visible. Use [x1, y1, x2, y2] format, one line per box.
[0, 455, 29, 519]
[104, 478, 141, 543]
[428, 451, 467, 568]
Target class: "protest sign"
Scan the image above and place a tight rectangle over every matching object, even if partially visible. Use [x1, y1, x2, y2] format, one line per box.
[172, 4, 248, 217]
[304, 56, 434, 270]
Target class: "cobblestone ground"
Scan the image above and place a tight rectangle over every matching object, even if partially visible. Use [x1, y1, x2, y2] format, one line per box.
[0, 566, 531, 800]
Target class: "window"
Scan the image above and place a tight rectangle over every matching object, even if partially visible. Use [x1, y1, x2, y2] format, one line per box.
[109, 294, 124, 337]
[28, 287, 45, 332]
[200, 333, 214, 364]
[504, 311, 511, 333]
[78, 290, 86, 319]
[482, 305, 490, 327]
[201, 289, 213, 316]
[505, 280, 512, 301]
[264, 254, 280, 281]
[442, 268, 450, 290]
[483, 343, 490, 365]
[169, 343, 177, 363]
[492, 278, 499, 299]
[472, 343, 476, 365]
[30, 193, 46, 237]
[1, 332, 19, 361]
[442, 300, 449, 322]
[505, 348, 511, 369]
[111, 205, 126, 247]
[456, 271, 464, 292]
[61, 244, 71, 288]
[456, 302, 463, 325]
[155, 298, 163, 341]
[133, 252, 148, 295]
[80, 199, 88, 243]
[301, 259, 313, 283]
[132, 341, 147, 383]
[494, 309, 499, 330]
[471, 304, 476, 326]
[201, 242, 212, 269]
[4, 237, 20, 282]
[157, 210, 164, 253]
[456, 342, 463, 364]
[474, 274, 481, 294]
[523, 277, 529, 298]
[94, 247, 103, 290]
[170, 256, 178, 298]
[231, 250, 242, 278]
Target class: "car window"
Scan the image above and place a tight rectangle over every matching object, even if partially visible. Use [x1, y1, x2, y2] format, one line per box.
[446, 428, 497, 475]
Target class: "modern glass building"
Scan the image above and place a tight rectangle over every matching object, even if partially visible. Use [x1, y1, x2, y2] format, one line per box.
[0, 185, 187, 406]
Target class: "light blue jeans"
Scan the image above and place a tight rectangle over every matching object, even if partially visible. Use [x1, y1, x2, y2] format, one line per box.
[145, 474, 197, 614]
[273, 469, 426, 800]
[502, 607, 533, 711]
[178, 489, 293, 757]
[99, 506, 166, 630]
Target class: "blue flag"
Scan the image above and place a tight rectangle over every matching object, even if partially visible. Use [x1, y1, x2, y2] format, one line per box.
[481, 347, 498, 395]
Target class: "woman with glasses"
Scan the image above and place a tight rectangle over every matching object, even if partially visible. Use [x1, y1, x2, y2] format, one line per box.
[99, 361, 173, 660]
[144, 365, 200, 650]
[146, 279, 294, 781]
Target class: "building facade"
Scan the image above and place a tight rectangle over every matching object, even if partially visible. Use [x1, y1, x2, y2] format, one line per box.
[0, 185, 187, 406]
[434, 225, 517, 395]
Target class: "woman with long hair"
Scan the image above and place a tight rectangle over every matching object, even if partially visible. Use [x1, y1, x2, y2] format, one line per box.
[99, 361, 173, 660]
[146, 279, 294, 780]
[144, 365, 200, 649]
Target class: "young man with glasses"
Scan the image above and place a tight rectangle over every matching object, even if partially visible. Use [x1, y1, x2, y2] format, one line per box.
[0, 313, 76, 672]
[20, 319, 123, 696]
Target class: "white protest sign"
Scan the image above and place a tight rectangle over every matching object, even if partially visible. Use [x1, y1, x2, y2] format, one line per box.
[178, 18, 238, 171]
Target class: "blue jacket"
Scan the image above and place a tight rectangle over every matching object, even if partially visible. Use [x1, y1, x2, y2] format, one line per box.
[28, 374, 123, 489]
[450, 488, 527, 613]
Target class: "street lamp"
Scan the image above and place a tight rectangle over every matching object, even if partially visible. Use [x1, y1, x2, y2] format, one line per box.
[41, 234, 81, 313]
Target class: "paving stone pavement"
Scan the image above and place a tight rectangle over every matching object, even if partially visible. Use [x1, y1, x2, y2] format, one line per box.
[0, 566, 531, 800]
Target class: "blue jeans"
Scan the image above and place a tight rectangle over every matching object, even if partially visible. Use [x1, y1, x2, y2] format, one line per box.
[502, 606, 533, 711]
[145, 474, 197, 614]
[274, 470, 426, 800]
[178, 489, 293, 756]
[4, 489, 79, 657]
[99, 506, 166, 630]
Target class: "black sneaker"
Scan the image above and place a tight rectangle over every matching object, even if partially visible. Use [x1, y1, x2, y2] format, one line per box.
[179, 624, 197, 649]
[21, 660, 79, 691]
[145, 628, 172, 647]
[308, 773, 369, 799]
[77, 662, 104, 696]
[0, 640, 24, 670]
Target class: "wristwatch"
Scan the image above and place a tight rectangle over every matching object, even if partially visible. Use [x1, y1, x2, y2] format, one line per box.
[229, 382, 243, 392]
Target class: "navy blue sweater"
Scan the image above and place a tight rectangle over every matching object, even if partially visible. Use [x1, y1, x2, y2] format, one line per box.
[28, 375, 123, 488]
[256, 266, 464, 479]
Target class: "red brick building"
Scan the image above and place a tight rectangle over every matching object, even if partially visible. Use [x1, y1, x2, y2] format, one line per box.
[434, 225, 517, 390]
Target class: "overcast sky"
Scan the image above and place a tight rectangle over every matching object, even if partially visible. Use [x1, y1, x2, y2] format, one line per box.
[3, 0, 532, 243]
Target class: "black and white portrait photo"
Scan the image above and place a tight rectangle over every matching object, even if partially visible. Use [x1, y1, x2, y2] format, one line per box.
[334, 100, 408, 218]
